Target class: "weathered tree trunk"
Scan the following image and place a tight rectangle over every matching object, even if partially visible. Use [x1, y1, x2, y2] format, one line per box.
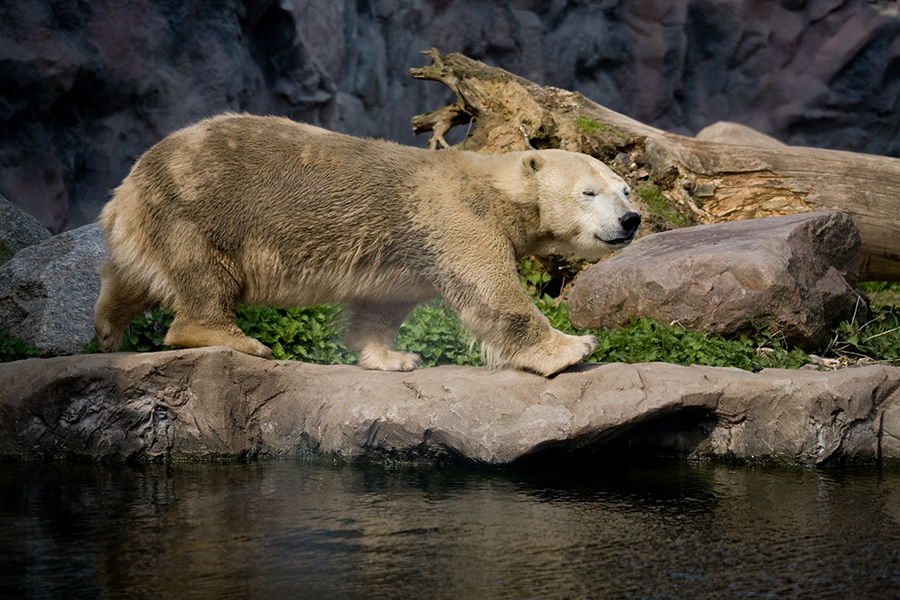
[409, 49, 900, 282]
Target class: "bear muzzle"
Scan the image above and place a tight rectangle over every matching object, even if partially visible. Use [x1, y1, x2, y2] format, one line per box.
[597, 211, 641, 247]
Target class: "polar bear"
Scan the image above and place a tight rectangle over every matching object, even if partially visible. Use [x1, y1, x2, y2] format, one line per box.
[94, 113, 640, 376]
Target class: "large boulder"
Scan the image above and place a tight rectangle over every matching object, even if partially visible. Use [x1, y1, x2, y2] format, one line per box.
[0, 224, 106, 356]
[568, 212, 862, 350]
[0, 192, 51, 263]
[1, 347, 898, 464]
[695, 121, 787, 148]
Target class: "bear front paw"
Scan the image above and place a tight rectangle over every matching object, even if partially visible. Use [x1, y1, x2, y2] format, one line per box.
[509, 331, 598, 376]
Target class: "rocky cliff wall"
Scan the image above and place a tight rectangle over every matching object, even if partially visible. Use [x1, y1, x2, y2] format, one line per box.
[2, 0, 898, 232]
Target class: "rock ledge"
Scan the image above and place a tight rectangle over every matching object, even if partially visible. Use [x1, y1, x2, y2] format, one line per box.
[2, 348, 899, 465]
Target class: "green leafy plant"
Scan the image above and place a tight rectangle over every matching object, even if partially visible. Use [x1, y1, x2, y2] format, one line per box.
[0, 329, 40, 362]
[821, 282, 900, 365]
[235, 304, 354, 364]
[124, 309, 174, 352]
[581, 316, 809, 370]
[79, 276, 899, 372]
[83, 309, 175, 354]
[396, 301, 481, 367]
[518, 258, 553, 303]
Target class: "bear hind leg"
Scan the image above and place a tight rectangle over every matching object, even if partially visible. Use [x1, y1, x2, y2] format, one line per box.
[94, 262, 157, 353]
[164, 316, 272, 358]
[162, 268, 272, 358]
[345, 300, 421, 371]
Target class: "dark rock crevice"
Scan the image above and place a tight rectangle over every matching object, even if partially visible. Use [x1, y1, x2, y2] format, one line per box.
[514, 406, 720, 468]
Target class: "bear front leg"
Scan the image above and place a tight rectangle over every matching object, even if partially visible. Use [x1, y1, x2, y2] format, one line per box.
[507, 327, 599, 377]
[345, 300, 422, 371]
[440, 263, 597, 376]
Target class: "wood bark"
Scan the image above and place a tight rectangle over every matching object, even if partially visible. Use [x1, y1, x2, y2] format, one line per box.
[409, 49, 900, 282]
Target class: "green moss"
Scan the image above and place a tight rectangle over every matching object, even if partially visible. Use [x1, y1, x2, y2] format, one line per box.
[574, 117, 624, 138]
[635, 183, 693, 228]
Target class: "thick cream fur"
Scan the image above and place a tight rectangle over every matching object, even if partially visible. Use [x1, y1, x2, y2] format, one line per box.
[94, 113, 638, 376]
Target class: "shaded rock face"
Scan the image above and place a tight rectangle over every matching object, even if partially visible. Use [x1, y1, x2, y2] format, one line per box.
[0, 193, 50, 262]
[567, 212, 862, 350]
[0, 224, 106, 356]
[1, 0, 898, 232]
[1, 347, 898, 465]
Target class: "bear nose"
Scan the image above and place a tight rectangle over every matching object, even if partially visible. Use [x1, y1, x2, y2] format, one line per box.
[619, 211, 641, 234]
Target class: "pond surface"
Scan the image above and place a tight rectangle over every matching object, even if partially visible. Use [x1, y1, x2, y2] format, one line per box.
[1, 459, 899, 599]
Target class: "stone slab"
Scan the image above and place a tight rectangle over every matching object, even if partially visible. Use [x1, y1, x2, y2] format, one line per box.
[1, 347, 898, 465]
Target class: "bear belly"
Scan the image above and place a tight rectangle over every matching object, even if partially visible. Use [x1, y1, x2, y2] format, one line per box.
[241, 263, 439, 308]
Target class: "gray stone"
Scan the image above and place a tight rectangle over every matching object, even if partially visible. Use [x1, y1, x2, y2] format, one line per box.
[568, 212, 862, 350]
[0, 193, 51, 263]
[0, 223, 106, 356]
[695, 121, 787, 148]
[0, 347, 898, 465]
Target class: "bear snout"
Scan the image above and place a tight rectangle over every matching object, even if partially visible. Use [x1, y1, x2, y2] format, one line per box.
[620, 211, 641, 238]
[594, 210, 641, 247]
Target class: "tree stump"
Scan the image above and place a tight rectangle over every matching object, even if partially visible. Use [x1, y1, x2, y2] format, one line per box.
[409, 49, 900, 282]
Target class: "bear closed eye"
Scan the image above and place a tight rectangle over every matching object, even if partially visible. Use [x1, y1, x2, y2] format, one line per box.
[94, 113, 638, 376]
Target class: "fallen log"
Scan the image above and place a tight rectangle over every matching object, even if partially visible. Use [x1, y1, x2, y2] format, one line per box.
[409, 49, 900, 282]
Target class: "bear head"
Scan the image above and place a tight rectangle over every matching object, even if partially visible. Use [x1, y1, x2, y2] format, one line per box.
[521, 149, 640, 261]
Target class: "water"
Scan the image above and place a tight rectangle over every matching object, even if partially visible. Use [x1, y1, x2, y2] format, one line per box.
[1, 459, 899, 600]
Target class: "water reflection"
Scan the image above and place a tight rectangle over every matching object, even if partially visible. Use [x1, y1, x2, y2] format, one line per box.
[1, 460, 899, 599]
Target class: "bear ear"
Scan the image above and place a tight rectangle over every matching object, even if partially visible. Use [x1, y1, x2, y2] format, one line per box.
[523, 153, 544, 174]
